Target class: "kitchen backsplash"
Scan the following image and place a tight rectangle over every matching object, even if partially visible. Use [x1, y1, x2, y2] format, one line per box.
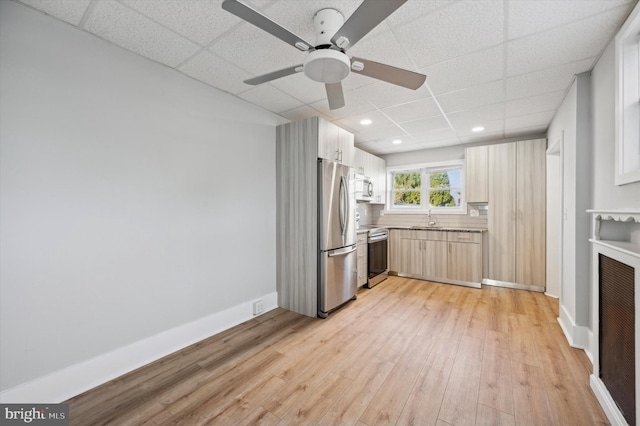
[359, 204, 488, 229]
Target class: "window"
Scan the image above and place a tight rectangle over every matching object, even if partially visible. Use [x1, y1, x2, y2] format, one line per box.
[614, 1, 640, 185]
[389, 161, 464, 213]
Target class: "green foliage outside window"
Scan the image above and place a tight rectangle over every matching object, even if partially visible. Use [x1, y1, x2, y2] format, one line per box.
[393, 172, 421, 206]
[391, 168, 462, 209]
[429, 172, 455, 207]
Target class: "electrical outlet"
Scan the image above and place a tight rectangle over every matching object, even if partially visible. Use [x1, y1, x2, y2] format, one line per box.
[253, 300, 264, 316]
[470, 209, 479, 217]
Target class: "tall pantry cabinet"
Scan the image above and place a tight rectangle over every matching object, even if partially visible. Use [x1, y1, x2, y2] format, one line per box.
[276, 117, 355, 318]
[486, 139, 546, 291]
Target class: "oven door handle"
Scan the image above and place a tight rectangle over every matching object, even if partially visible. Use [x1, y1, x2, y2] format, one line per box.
[368, 234, 388, 243]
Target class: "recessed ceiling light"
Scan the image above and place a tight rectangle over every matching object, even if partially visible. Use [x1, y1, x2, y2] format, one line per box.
[472, 126, 485, 132]
[392, 139, 402, 145]
[360, 119, 372, 125]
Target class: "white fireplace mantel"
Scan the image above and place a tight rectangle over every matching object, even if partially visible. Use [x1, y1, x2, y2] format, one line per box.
[588, 209, 640, 425]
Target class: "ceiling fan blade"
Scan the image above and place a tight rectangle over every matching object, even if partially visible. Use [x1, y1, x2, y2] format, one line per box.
[325, 82, 345, 110]
[330, 0, 408, 50]
[222, 0, 313, 52]
[244, 65, 303, 85]
[351, 57, 426, 89]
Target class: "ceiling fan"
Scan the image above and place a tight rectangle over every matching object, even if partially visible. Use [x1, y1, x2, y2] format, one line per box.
[221, 0, 427, 110]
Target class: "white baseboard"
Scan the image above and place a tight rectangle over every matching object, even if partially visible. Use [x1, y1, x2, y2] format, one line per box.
[590, 375, 628, 426]
[557, 304, 591, 349]
[0, 292, 278, 404]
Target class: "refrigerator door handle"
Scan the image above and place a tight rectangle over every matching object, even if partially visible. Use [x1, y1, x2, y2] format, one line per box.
[328, 245, 357, 257]
[339, 175, 347, 235]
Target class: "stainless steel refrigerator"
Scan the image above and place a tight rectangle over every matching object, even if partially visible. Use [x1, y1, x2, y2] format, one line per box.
[318, 159, 357, 318]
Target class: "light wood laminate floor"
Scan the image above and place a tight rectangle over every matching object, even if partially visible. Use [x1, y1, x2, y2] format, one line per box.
[67, 276, 608, 425]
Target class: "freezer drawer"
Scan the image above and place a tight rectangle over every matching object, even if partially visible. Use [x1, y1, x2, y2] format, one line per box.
[318, 245, 357, 318]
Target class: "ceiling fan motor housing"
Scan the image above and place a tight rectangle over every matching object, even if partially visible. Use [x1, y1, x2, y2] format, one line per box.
[304, 8, 350, 84]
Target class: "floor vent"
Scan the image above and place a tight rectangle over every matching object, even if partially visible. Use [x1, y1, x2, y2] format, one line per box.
[599, 253, 635, 426]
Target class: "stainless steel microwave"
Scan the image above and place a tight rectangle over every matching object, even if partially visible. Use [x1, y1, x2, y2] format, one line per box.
[355, 174, 373, 202]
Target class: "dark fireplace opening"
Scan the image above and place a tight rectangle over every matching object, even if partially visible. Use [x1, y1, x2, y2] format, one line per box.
[599, 254, 636, 425]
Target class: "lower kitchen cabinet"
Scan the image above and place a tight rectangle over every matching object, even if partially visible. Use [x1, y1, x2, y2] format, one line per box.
[389, 228, 484, 287]
[447, 241, 482, 283]
[356, 233, 368, 287]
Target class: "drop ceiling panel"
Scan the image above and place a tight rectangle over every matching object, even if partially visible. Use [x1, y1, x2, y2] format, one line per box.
[336, 110, 394, 133]
[381, 98, 441, 124]
[385, 0, 456, 28]
[279, 105, 331, 122]
[507, 7, 630, 76]
[506, 58, 595, 100]
[420, 138, 461, 149]
[18, 0, 91, 25]
[270, 72, 328, 104]
[507, 0, 634, 40]
[180, 51, 254, 95]
[355, 81, 432, 110]
[259, 0, 362, 45]
[422, 45, 504, 95]
[120, 0, 242, 45]
[310, 90, 374, 120]
[415, 128, 458, 144]
[458, 131, 504, 144]
[84, 0, 201, 68]
[505, 91, 565, 118]
[346, 29, 416, 72]
[447, 103, 505, 130]
[379, 140, 424, 153]
[16, 0, 638, 156]
[213, 23, 304, 76]
[505, 110, 555, 130]
[392, 0, 504, 69]
[238, 84, 304, 113]
[355, 123, 407, 143]
[437, 81, 505, 113]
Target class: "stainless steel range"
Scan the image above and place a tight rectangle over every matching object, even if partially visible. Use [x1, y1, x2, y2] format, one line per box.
[358, 226, 389, 288]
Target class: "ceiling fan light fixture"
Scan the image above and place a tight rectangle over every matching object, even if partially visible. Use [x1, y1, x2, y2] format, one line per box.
[303, 49, 350, 83]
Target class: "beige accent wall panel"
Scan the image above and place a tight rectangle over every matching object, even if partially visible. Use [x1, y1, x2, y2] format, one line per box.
[488, 143, 517, 282]
[516, 139, 547, 289]
[465, 145, 489, 203]
[276, 118, 318, 317]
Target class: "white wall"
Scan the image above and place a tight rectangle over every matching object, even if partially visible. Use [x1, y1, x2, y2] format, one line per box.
[591, 41, 640, 208]
[545, 153, 561, 298]
[547, 74, 594, 348]
[0, 1, 286, 397]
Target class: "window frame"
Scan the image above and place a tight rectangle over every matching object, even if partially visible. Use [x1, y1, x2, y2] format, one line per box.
[614, 1, 640, 185]
[386, 160, 466, 215]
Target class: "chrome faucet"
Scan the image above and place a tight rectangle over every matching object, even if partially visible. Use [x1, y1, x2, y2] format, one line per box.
[427, 209, 437, 227]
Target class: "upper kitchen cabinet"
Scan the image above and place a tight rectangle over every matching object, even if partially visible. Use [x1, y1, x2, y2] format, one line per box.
[465, 145, 489, 203]
[372, 155, 387, 204]
[353, 148, 387, 204]
[487, 139, 546, 291]
[353, 148, 374, 176]
[317, 118, 354, 167]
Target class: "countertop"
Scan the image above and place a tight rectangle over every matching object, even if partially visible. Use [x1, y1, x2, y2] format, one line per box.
[356, 225, 487, 233]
